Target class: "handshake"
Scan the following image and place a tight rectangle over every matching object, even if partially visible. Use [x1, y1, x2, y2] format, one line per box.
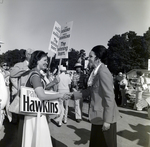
[61, 92, 73, 101]
[59, 88, 80, 102]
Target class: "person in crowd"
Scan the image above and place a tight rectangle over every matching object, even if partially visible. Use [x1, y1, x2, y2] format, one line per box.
[0, 62, 10, 86]
[0, 62, 11, 121]
[0, 69, 9, 130]
[72, 45, 120, 147]
[9, 49, 27, 124]
[53, 65, 71, 126]
[143, 73, 150, 117]
[39, 68, 61, 123]
[144, 73, 150, 91]
[69, 71, 73, 81]
[9, 48, 34, 146]
[21, 50, 70, 147]
[133, 71, 144, 111]
[45, 68, 60, 92]
[114, 72, 123, 105]
[119, 73, 128, 107]
[10, 48, 33, 78]
[72, 62, 87, 123]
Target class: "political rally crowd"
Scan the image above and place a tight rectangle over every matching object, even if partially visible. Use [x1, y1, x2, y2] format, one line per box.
[0, 46, 150, 147]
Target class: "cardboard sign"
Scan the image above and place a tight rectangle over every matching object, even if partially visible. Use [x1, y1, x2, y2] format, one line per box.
[48, 21, 61, 53]
[56, 21, 73, 59]
[20, 87, 60, 114]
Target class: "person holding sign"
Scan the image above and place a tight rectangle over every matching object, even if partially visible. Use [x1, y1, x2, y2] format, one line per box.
[21, 50, 70, 147]
[72, 45, 120, 147]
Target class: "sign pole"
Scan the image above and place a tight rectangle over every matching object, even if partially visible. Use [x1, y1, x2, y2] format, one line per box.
[47, 55, 53, 70]
[58, 58, 62, 75]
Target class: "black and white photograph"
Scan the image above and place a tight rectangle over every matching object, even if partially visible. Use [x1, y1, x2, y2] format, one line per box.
[0, 0, 150, 147]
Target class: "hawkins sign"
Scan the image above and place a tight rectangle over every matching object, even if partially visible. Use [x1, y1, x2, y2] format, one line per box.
[20, 87, 60, 114]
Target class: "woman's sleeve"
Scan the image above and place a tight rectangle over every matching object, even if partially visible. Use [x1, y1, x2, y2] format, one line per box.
[30, 74, 43, 89]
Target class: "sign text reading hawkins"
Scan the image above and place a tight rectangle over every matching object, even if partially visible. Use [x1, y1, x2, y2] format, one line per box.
[21, 89, 59, 114]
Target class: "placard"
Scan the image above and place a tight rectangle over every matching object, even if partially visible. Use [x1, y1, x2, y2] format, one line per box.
[20, 86, 60, 114]
[56, 21, 73, 59]
[48, 21, 61, 53]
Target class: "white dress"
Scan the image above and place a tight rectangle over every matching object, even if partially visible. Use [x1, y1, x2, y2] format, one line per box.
[21, 72, 53, 147]
[22, 114, 53, 147]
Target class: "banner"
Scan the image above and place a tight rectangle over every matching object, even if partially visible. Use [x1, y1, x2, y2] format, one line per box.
[48, 21, 61, 53]
[20, 87, 60, 114]
[56, 21, 73, 59]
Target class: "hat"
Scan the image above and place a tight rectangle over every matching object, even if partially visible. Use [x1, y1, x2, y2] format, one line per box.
[74, 63, 82, 68]
[59, 65, 66, 71]
[26, 48, 34, 54]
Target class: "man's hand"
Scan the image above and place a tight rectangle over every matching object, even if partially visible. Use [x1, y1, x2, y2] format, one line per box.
[102, 122, 110, 131]
[62, 93, 73, 100]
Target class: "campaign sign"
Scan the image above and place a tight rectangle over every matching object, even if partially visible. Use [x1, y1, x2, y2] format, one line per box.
[48, 21, 61, 53]
[20, 87, 60, 114]
[56, 21, 73, 59]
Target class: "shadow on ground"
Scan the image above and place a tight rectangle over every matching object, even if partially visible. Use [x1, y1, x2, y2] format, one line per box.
[119, 109, 149, 120]
[67, 125, 90, 145]
[117, 123, 150, 147]
[52, 137, 68, 147]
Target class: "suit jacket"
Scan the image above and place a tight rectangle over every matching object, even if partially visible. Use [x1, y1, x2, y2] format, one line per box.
[74, 63, 120, 125]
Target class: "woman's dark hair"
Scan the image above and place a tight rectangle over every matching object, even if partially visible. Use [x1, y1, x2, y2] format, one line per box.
[19, 49, 26, 62]
[91, 45, 107, 64]
[136, 71, 143, 76]
[28, 50, 48, 69]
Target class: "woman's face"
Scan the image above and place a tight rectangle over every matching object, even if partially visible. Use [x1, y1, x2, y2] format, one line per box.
[37, 56, 48, 70]
[88, 51, 97, 68]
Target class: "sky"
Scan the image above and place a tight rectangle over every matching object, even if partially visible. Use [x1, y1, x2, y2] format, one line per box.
[0, 0, 150, 57]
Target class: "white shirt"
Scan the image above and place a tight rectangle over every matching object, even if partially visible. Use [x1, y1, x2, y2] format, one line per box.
[58, 72, 71, 92]
[87, 63, 102, 87]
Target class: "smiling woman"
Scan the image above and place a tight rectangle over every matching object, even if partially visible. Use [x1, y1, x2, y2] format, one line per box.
[17, 50, 70, 147]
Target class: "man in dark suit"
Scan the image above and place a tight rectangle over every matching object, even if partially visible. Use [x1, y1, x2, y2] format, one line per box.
[73, 45, 120, 147]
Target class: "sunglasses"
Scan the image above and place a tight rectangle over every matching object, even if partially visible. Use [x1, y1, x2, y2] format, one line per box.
[3, 64, 7, 67]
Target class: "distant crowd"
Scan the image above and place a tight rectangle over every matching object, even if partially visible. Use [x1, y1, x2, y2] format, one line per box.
[114, 71, 150, 112]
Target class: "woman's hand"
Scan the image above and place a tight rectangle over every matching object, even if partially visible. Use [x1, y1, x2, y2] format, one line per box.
[64, 93, 73, 100]
[102, 122, 110, 131]
[60, 93, 73, 101]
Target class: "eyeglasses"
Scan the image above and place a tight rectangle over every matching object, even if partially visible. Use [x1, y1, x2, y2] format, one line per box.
[2, 64, 7, 67]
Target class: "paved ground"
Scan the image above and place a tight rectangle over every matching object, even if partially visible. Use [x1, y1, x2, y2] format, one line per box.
[0, 100, 150, 147]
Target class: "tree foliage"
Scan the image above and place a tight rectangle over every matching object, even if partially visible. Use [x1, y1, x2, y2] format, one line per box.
[49, 48, 80, 72]
[1, 28, 150, 75]
[0, 49, 26, 67]
[68, 48, 80, 70]
[107, 31, 149, 75]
